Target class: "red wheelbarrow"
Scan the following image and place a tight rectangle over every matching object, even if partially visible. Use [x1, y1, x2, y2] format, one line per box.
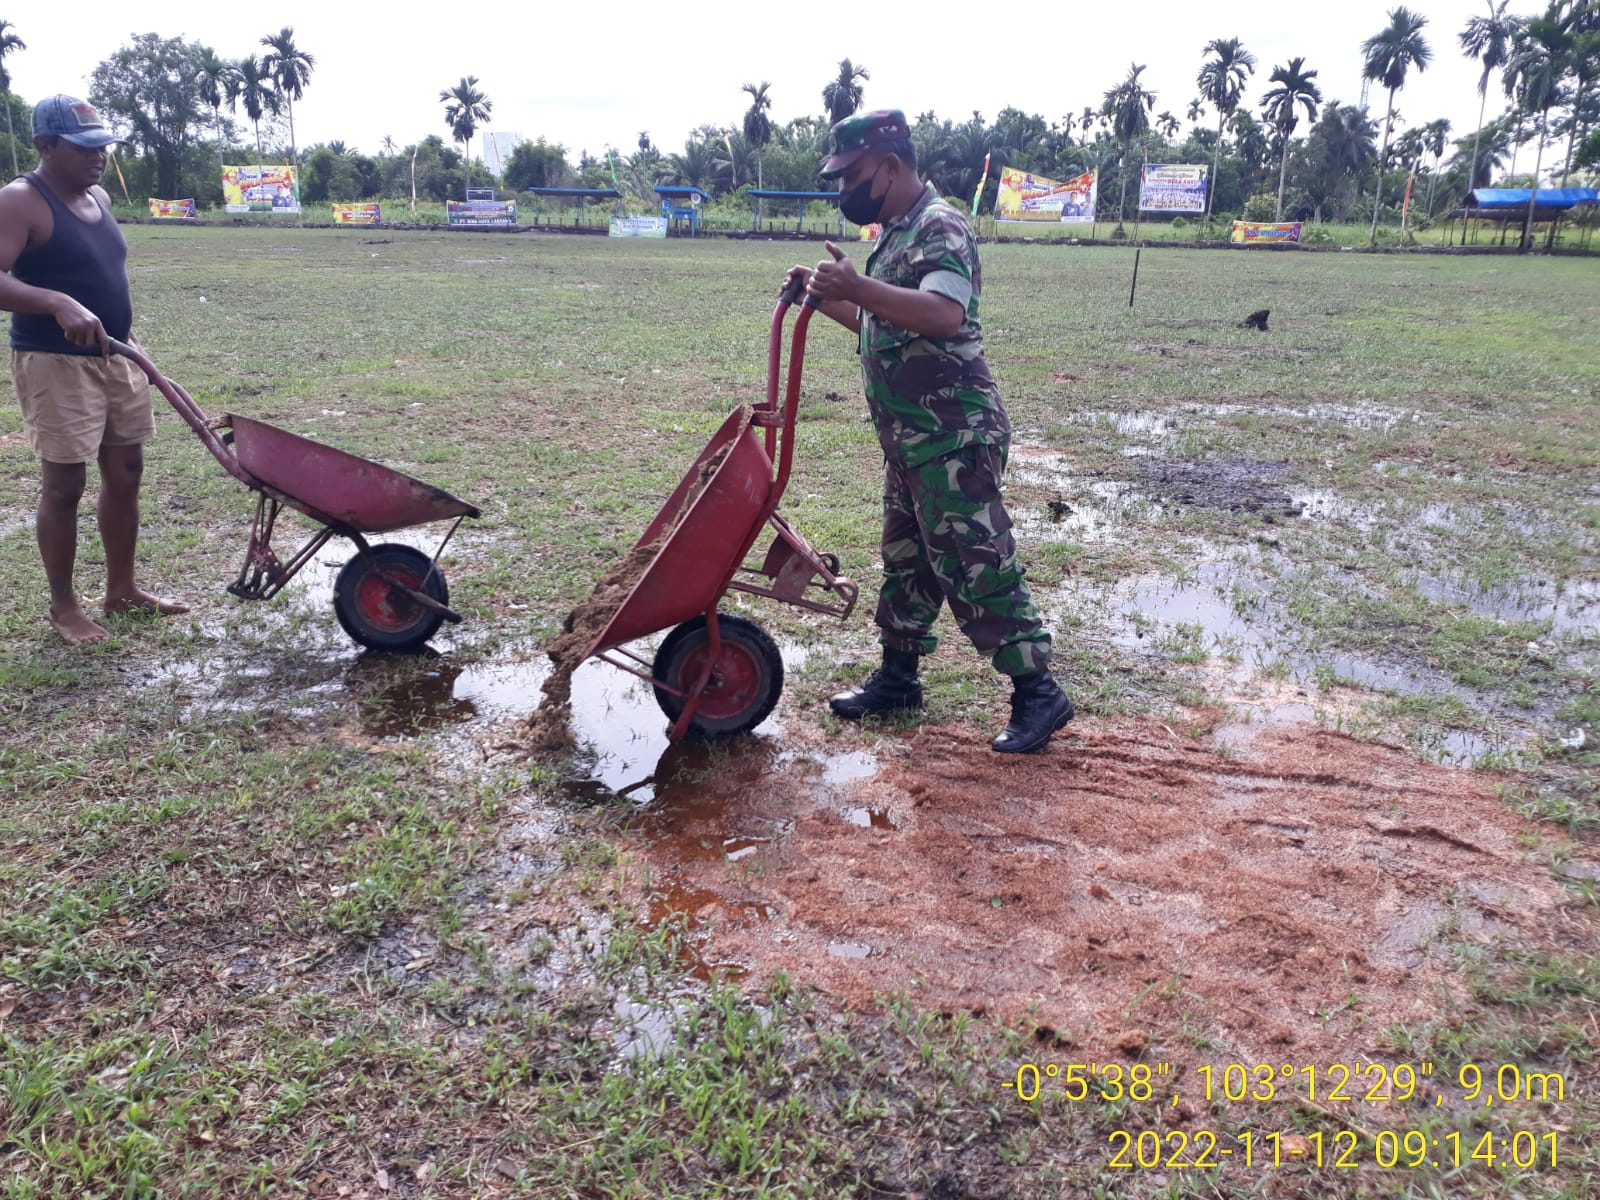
[113, 340, 480, 652]
[582, 276, 858, 740]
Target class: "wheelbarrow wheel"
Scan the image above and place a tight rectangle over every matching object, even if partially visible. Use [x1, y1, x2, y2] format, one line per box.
[652, 614, 784, 738]
[333, 543, 449, 653]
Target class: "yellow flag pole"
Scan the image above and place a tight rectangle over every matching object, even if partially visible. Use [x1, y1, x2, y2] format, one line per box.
[109, 147, 131, 203]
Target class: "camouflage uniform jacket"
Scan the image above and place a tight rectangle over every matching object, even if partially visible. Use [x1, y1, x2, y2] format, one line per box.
[857, 181, 1009, 468]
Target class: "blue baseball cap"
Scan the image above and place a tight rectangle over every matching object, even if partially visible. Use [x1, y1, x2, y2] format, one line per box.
[32, 95, 122, 149]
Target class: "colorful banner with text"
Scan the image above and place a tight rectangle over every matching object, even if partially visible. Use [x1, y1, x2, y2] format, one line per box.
[995, 167, 1096, 224]
[222, 166, 300, 214]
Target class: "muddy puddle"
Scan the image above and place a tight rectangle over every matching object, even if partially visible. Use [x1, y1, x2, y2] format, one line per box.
[1064, 401, 1423, 452]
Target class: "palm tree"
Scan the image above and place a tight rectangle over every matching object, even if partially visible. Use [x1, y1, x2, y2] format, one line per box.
[1186, 98, 1206, 126]
[742, 81, 772, 189]
[1229, 109, 1271, 173]
[664, 136, 719, 190]
[1503, 2, 1577, 249]
[1421, 117, 1452, 213]
[441, 77, 491, 178]
[228, 55, 279, 157]
[1102, 63, 1156, 226]
[380, 135, 398, 158]
[1363, 7, 1433, 245]
[194, 49, 236, 177]
[1304, 103, 1379, 221]
[1197, 38, 1257, 218]
[1260, 59, 1322, 220]
[260, 27, 314, 166]
[0, 19, 25, 177]
[1157, 111, 1180, 140]
[822, 59, 869, 125]
[1560, 9, 1600, 184]
[1460, 1, 1522, 191]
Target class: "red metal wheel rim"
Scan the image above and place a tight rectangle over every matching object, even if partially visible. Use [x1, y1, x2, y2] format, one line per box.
[676, 641, 763, 722]
[355, 567, 424, 633]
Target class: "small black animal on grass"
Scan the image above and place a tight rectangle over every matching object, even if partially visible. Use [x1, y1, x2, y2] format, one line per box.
[1241, 309, 1270, 331]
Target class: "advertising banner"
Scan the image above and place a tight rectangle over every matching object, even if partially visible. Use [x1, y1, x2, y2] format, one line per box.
[995, 167, 1096, 223]
[1230, 220, 1303, 244]
[608, 216, 668, 238]
[446, 199, 518, 227]
[332, 203, 384, 225]
[148, 198, 195, 219]
[860, 222, 882, 242]
[222, 165, 300, 214]
[1139, 164, 1208, 213]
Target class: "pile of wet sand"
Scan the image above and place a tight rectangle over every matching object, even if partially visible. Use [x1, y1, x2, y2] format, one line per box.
[622, 716, 1571, 1063]
[523, 406, 755, 755]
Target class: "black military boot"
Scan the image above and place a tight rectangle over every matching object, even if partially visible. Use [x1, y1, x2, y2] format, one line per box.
[992, 671, 1074, 754]
[828, 649, 923, 720]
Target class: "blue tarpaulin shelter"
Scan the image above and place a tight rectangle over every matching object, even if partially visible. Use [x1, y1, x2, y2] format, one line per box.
[1451, 187, 1598, 247]
[1468, 187, 1598, 209]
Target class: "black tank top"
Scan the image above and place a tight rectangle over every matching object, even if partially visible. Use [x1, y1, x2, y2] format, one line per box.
[9, 173, 133, 355]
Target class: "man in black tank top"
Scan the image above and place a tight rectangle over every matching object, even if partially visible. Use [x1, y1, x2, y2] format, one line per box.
[0, 94, 187, 644]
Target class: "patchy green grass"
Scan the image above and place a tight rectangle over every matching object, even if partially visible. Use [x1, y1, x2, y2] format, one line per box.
[1, 229, 1596, 1197]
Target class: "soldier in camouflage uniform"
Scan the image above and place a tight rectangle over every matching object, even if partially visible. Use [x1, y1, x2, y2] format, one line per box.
[787, 108, 1073, 754]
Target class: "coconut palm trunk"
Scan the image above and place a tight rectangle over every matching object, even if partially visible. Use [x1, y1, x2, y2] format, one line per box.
[1560, 79, 1590, 186]
[1275, 137, 1291, 219]
[1368, 88, 1397, 245]
[1521, 113, 1547, 251]
[4, 100, 15, 178]
[1208, 114, 1224, 218]
[1468, 88, 1489, 192]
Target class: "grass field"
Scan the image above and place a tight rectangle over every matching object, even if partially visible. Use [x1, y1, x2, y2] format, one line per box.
[1, 230, 1597, 1198]
[111, 199, 1600, 252]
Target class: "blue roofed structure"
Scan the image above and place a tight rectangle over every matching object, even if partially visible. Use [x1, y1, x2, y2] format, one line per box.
[1467, 187, 1598, 210]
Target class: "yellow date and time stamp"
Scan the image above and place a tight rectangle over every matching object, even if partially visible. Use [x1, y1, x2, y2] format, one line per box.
[1002, 1060, 1567, 1171]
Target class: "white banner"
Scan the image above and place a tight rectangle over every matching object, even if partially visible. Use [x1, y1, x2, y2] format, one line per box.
[609, 216, 668, 238]
[1139, 164, 1208, 213]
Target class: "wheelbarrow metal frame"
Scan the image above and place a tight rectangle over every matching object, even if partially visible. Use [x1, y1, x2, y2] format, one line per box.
[112, 339, 476, 630]
[585, 280, 858, 740]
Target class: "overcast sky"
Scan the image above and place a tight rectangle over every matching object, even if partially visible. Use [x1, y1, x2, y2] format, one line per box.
[8, 2, 1546, 170]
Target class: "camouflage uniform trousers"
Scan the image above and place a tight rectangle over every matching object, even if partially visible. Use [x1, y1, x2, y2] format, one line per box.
[875, 442, 1051, 677]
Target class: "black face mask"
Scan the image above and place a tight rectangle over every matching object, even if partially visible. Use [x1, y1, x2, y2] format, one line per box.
[839, 161, 887, 225]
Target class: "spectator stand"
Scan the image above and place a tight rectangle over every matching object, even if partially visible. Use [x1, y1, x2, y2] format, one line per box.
[526, 187, 623, 229]
[748, 190, 846, 237]
[654, 186, 712, 236]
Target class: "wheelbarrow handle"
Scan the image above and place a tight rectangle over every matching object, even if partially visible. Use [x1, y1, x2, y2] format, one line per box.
[110, 339, 253, 487]
[778, 271, 807, 307]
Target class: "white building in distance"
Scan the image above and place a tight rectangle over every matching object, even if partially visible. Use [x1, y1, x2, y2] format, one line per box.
[481, 132, 526, 178]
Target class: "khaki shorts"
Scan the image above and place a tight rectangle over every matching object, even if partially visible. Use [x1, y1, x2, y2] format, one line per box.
[11, 343, 155, 465]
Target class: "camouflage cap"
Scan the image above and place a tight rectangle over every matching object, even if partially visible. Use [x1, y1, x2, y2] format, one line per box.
[819, 108, 911, 180]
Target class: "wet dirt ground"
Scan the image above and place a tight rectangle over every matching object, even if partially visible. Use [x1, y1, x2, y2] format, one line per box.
[126, 419, 1594, 1070]
[614, 716, 1567, 1064]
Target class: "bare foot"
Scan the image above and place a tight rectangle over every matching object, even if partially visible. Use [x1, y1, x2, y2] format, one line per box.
[49, 604, 111, 645]
[103, 588, 190, 617]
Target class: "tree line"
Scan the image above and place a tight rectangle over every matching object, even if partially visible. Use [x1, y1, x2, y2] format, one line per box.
[0, 6, 1594, 244]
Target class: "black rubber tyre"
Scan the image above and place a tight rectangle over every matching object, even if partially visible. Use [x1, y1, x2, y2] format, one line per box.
[333, 543, 449, 653]
[651, 614, 784, 738]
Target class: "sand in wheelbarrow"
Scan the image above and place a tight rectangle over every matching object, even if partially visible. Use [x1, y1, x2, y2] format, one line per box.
[523, 406, 755, 756]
